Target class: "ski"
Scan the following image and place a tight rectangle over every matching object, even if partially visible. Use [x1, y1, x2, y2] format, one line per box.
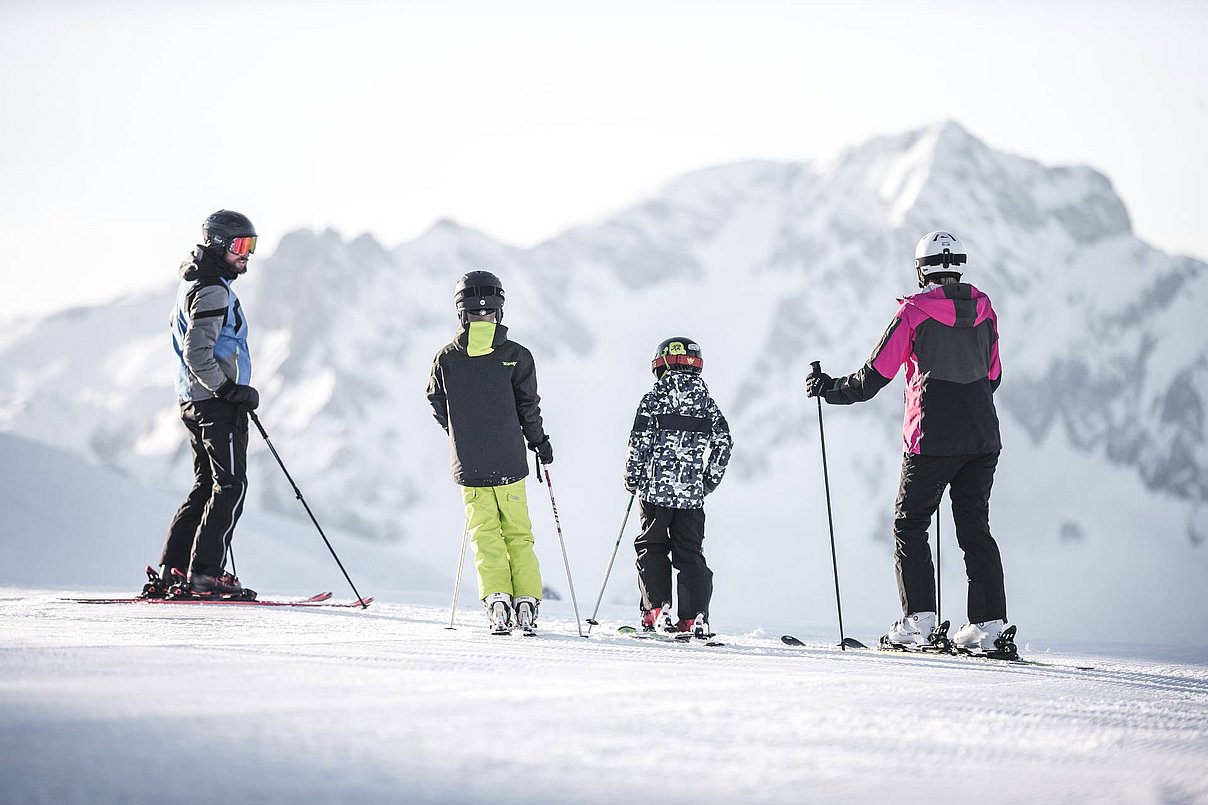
[63, 592, 329, 605]
[618, 625, 725, 647]
[779, 633, 1092, 670]
[63, 593, 375, 608]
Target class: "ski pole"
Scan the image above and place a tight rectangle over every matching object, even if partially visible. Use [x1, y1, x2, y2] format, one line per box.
[249, 411, 368, 609]
[935, 491, 942, 627]
[810, 361, 864, 650]
[446, 521, 470, 629]
[585, 493, 636, 635]
[537, 456, 585, 638]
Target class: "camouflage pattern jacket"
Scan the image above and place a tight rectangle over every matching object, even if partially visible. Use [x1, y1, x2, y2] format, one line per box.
[624, 372, 733, 509]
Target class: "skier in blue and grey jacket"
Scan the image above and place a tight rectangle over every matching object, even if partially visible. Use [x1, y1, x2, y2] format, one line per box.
[156, 210, 261, 599]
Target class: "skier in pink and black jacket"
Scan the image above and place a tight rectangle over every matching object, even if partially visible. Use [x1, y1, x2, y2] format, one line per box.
[806, 230, 1014, 656]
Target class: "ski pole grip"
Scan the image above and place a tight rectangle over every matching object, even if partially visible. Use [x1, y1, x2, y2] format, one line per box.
[810, 360, 822, 375]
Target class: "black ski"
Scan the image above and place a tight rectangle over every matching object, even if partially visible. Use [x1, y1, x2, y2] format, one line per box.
[781, 628, 1093, 670]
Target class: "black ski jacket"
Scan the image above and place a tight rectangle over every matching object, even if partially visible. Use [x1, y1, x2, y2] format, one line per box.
[426, 322, 547, 487]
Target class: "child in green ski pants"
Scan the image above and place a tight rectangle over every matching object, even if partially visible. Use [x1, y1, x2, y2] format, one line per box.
[426, 271, 554, 634]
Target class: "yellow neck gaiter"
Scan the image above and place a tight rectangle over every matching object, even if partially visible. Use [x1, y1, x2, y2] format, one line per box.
[467, 321, 497, 357]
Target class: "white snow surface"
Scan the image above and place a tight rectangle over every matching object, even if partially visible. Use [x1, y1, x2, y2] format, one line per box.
[3, 434, 1205, 803]
[1, 592, 1206, 805]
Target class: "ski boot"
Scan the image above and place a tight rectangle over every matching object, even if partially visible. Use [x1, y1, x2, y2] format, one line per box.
[485, 593, 514, 635]
[140, 565, 172, 599]
[514, 596, 539, 636]
[953, 620, 1018, 660]
[676, 613, 712, 640]
[184, 570, 257, 600]
[879, 612, 937, 651]
[642, 602, 675, 633]
[926, 619, 954, 653]
[165, 567, 192, 598]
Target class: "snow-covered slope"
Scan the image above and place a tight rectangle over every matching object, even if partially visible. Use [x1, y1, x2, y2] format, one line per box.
[1, 121, 1205, 643]
[1, 594, 1206, 804]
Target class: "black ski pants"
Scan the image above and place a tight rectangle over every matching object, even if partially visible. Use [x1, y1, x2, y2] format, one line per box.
[634, 501, 713, 621]
[894, 451, 1005, 624]
[161, 399, 248, 578]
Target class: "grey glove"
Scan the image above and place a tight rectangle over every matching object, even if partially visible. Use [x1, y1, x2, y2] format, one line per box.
[703, 477, 719, 495]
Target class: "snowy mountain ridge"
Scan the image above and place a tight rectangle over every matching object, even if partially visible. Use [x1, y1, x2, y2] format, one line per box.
[2, 121, 1205, 642]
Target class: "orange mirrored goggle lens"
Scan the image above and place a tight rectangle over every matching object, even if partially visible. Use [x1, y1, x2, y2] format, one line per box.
[228, 236, 257, 256]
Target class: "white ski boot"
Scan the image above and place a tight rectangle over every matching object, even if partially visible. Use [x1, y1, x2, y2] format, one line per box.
[655, 602, 675, 632]
[485, 592, 514, 635]
[880, 612, 937, 649]
[514, 596, 539, 636]
[953, 619, 1015, 657]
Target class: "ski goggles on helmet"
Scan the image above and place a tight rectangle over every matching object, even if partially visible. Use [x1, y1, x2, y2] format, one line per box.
[456, 285, 504, 306]
[227, 236, 257, 256]
[652, 354, 703, 372]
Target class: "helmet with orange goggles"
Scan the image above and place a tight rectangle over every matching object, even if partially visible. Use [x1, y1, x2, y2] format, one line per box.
[202, 210, 257, 256]
[651, 337, 703, 378]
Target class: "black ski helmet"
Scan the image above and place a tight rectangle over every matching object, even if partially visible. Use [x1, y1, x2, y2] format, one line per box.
[651, 336, 703, 378]
[202, 210, 257, 254]
[455, 270, 505, 323]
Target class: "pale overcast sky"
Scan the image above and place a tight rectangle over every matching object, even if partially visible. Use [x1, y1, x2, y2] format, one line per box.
[2, 0, 1205, 316]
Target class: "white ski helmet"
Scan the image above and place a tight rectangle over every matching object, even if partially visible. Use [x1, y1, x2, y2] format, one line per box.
[914, 230, 967, 287]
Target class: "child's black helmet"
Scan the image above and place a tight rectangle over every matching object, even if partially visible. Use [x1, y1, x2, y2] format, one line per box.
[455, 271, 505, 321]
[651, 337, 703, 378]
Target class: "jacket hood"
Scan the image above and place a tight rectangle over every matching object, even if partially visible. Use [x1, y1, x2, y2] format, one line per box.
[180, 247, 239, 282]
[901, 282, 993, 329]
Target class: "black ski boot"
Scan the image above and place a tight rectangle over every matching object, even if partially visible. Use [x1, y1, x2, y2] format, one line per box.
[184, 571, 257, 601]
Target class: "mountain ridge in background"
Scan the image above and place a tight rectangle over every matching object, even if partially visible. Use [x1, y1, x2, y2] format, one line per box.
[2, 121, 1205, 642]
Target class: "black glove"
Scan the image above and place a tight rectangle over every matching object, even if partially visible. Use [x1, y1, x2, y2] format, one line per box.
[530, 436, 554, 465]
[703, 477, 719, 495]
[218, 380, 260, 410]
[805, 371, 833, 399]
[624, 479, 638, 494]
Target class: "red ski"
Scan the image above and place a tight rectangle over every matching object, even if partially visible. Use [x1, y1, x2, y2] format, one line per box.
[63, 592, 374, 608]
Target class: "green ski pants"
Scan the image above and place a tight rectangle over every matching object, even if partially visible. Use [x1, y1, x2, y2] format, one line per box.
[463, 479, 543, 600]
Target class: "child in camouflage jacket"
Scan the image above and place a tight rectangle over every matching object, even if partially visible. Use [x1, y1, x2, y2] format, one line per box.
[624, 336, 732, 636]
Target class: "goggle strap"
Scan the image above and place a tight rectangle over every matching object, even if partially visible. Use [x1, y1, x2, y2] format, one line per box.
[915, 252, 966, 269]
[458, 285, 504, 301]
